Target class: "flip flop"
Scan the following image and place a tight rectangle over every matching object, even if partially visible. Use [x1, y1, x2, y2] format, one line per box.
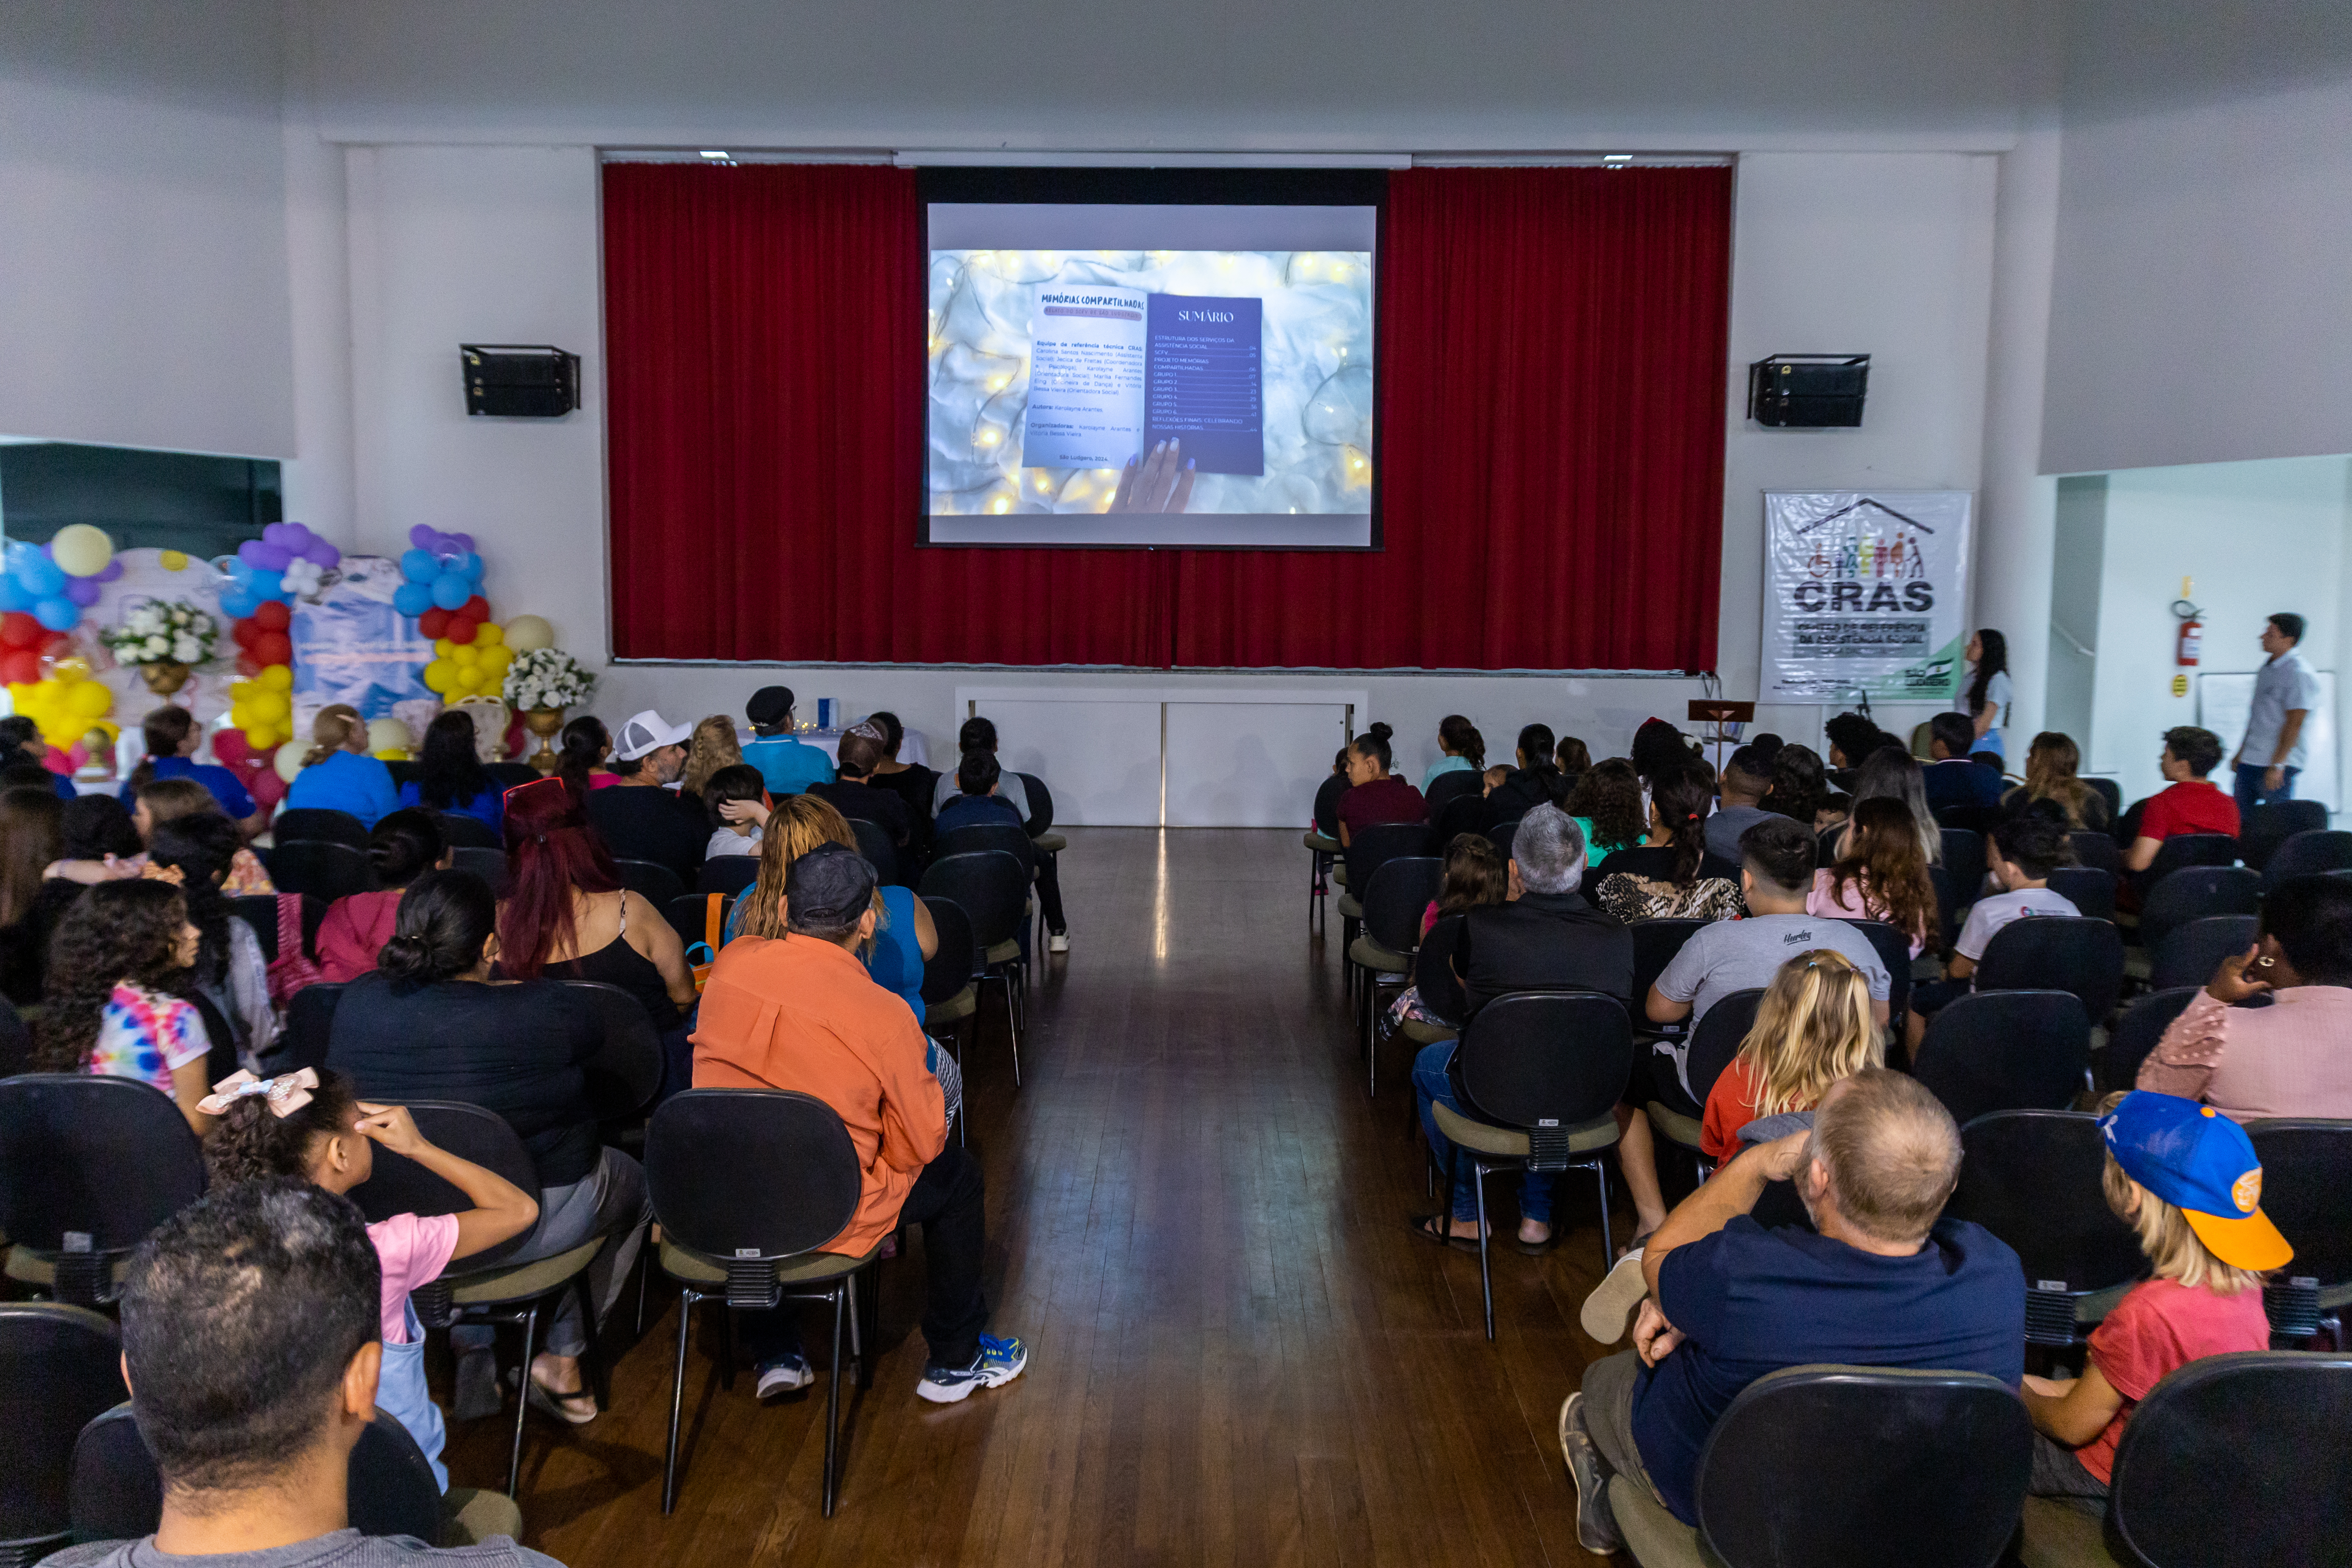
[1515, 1228, 1560, 1257]
[515, 1366, 598, 1426]
[1408, 1212, 1481, 1252]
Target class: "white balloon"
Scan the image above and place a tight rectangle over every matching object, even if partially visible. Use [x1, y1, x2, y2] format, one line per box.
[273, 739, 308, 784]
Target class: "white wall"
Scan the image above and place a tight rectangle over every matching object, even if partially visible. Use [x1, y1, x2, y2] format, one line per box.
[0, 1, 294, 458]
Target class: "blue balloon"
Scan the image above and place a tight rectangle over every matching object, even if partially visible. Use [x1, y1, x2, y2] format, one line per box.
[0, 577, 30, 615]
[33, 596, 79, 632]
[219, 586, 260, 620]
[458, 551, 485, 582]
[16, 556, 66, 598]
[225, 557, 255, 583]
[392, 582, 434, 618]
[429, 573, 470, 611]
[400, 549, 440, 583]
[248, 568, 285, 602]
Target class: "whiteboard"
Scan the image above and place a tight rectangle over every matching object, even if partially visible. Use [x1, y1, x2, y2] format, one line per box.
[2196, 669, 2337, 812]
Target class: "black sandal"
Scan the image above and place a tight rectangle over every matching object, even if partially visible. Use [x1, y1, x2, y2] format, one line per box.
[1409, 1212, 1481, 1251]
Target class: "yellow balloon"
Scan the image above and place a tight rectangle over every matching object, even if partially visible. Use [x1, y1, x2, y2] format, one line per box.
[471, 623, 503, 648]
[230, 681, 257, 703]
[159, 550, 189, 571]
[252, 690, 290, 722]
[68, 681, 111, 718]
[259, 663, 292, 692]
[503, 615, 554, 653]
[48, 657, 88, 685]
[49, 524, 115, 578]
[422, 659, 455, 694]
[479, 645, 512, 673]
[273, 740, 308, 784]
[433, 638, 454, 659]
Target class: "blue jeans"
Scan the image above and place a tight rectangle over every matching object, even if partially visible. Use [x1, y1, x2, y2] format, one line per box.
[2234, 761, 2300, 818]
[1413, 1041, 1553, 1225]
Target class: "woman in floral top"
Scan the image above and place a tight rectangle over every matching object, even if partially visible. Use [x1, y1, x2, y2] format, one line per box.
[30, 877, 210, 1132]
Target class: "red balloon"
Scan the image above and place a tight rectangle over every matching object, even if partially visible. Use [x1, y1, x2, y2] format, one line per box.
[231, 618, 261, 649]
[234, 653, 262, 677]
[0, 650, 40, 685]
[252, 631, 292, 667]
[460, 595, 489, 623]
[250, 769, 289, 809]
[38, 632, 69, 655]
[212, 729, 251, 768]
[447, 616, 480, 645]
[252, 600, 292, 632]
[0, 613, 40, 650]
[418, 607, 451, 639]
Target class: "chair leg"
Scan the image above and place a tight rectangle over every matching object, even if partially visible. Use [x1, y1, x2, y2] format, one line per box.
[662, 1288, 694, 1514]
[719, 1301, 737, 1391]
[1473, 1161, 1495, 1342]
[577, 1272, 610, 1409]
[1366, 992, 1379, 1098]
[822, 1285, 846, 1517]
[507, 1301, 539, 1499]
[1593, 1162, 1613, 1274]
[634, 1241, 652, 1340]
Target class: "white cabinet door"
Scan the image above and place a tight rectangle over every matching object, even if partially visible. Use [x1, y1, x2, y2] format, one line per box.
[1164, 701, 1350, 828]
[970, 698, 1164, 826]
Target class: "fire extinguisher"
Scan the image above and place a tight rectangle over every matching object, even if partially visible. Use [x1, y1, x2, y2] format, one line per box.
[2173, 587, 2203, 667]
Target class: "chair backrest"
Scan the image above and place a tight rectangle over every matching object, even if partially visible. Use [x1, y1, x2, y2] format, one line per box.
[1695, 1364, 2030, 1568]
[2107, 1351, 2352, 1568]
[0, 1074, 208, 1259]
[646, 1088, 862, 1261]
[70, 1402, 442, 1546]
[1453, 992, 1634, 1132]
[696, 854, 760, 898]
[849, 817, 901, 886]
[429, 810, 502, 849]
[1840, 919, 1914, 1022]
[1912, 990, 2091, 1125]
[1926, 865, 1959, 952]
[2150, 914, 2260, 992]
[1424, 768, 1483, 821]
[2138, 832, 2241, 895]
[2242, 802, 2332, 873]
[935, 821, 1034, 874]
[1361, 857, 1443, 955]
[1015, 771, 1054, 837]
[1684, 988, 1767, 1107]
[561, 980, 666, 1124]
[2083, 776, 2123, 819]
[344, 1099, 541, 1272]
[1311, 774, 1348, 841]
[485, 761, 539, 789]
[1629, 919, 1707, 1017]
[1939, 827, 1986, 898]
[666, 892, 732, 954]
[0, 1305, 125, 1549]
[447, 845, 508, 892]
[2262, 828, 2352, 890]
[2100, 986, 2201, 1094]
[2242, 1119, 2352, 1294]
[1974, 915, 2125, 1024]
[1484, 817, 1523, 863]
[2069, 830, 2124, 875]
[0, 995, 28, 1081]
[280, 981, 347, 1074]
[2043, 865, 2117, 922]
[1949, 1110, 2145, 1303]
[919, 895, 977, 1008]
[918, 851, 1028, 950]
[613, 857, 687, 907]
[2138, 865, 2262, 950]
[1343, 820, 1429, 896]
[271, 807, 369, 848]
[266, 839, 378, 903]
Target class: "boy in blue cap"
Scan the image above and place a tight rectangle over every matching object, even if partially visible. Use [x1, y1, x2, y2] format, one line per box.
[2022, 1090, 2291, 1505]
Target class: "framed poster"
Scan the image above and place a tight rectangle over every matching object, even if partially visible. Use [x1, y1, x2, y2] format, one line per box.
[1761, 491, 1975, 703]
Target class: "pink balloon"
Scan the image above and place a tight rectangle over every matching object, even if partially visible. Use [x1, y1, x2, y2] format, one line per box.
[212, 729, 251, 768]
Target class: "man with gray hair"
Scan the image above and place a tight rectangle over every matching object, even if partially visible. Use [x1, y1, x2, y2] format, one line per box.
[1558, 1069, 2024, 1552]
[1410, 803, 1633, 1251]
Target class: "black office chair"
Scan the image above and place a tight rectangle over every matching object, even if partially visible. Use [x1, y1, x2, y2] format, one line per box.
[1485, 817, 1522, 864]
[0, 1075, 207, 1307]
[448, 845, 507, 891]
[848, 817, 901, 888]
[2129, 834, 2241, 908]
[1427, 791, 1484, 855]
[919, 851, 1030, 1083]
[1927, 865, 1960, 955]
[2082, 776, 2123, 823]
[696, 854, 760, 898]
[1306, 774, 1347, 927]
[936, 821, 1039, 949]
[2134, 864, 2261, 954]
[2095, 986, 2200, 1094]
[1974, 916, 2125, 1026]
[1912, 990, 2090, 1127]
[227, 892, 329, 968]
[266, 839, 378, 902]
[646, 1089, 877, 1516]
[613, 857, 687, 908]
[1934, 803, 1993, 835]
[920, 896, 979, 1135]
[2242, 1120, 2352, 1343]
[2069, 830, 2124, 876]
[0, 996, 28, 1081]
[562, 980, 666, 1123]
[1647, 988, 1765, 1167]
[1948, 1110, 2145, 1346]
[1842, 919, 1915, 1024]
[271, 807, 369, 847]
[2148, 914, 2259, 992]
[2020, 1352, 2352, 1567]
[1610, 1364, 2031, 1568]
[2044, 865, 2117, 922]
[2261, 829, 2352, 890]
[1940, 827, 1987, 907]
[70, 1403, 441, 1547]
[667, 891, 733, 956]
[1337, 822, 1429, 992]
[1016, 773, 1065, 903]
[2240, 801, 2332, 873]
[0, 1304, 125, 1566]
[486, 762, 540, 790]
[1349, 856, 1442, 1094]
[1628, 918, 1708, 1045]
[429, 810, 503, 850]
[1430, 992, 1634, 1336]
[279, 981, 346, 1074]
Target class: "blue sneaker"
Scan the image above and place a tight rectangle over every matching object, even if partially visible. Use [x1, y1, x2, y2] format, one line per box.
[915, 1334, 1028, 1404]
[755, 1354, 812, 1399]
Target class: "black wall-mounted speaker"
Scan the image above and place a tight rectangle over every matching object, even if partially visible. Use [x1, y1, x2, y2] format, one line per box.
[461, 345, 580, 418]
[1748, 354, 1868, 428]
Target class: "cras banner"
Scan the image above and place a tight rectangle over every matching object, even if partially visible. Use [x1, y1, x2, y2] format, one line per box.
[1760, 491, 1974, 703]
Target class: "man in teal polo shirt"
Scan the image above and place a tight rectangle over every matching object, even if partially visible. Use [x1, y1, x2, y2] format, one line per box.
[741, 685, 834, 797]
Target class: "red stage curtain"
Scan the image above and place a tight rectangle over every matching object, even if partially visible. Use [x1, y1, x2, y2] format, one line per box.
[604, 163, 1729, 671]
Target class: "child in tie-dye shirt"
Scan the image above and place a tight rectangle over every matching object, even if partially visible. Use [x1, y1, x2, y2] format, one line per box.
[30, 879, 212, 1132]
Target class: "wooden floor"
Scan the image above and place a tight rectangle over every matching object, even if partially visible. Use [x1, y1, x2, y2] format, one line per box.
[449, 828, 1628, 1566]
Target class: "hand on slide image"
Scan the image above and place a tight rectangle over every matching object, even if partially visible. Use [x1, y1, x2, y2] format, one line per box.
[1109, 440, 1196, 513]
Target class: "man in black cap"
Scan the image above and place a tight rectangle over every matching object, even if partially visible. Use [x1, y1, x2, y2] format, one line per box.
[740, 685, 835, 798]
[693, 843, 1027, 1404]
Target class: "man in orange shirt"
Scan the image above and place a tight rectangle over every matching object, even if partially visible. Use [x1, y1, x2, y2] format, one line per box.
[693, 844, 1026, 1403]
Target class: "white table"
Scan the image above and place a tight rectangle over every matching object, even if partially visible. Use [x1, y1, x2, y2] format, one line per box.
[775, 728, 929, 768]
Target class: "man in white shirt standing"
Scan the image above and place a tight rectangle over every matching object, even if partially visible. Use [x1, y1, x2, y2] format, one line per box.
[2231, 612, 2320, 819]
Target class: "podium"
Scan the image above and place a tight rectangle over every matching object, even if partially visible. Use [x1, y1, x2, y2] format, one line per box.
[1688, 700, 1756, 777]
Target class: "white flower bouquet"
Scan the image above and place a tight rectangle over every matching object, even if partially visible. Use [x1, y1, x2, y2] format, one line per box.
[502, 647, 596, 711]
[101, 600, 219, 667]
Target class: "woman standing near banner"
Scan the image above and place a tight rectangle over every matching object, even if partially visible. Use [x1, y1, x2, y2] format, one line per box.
[1956, 628, 2012, 766]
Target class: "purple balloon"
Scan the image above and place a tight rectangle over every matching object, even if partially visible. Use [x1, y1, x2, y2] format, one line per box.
[96, 559, 124, 582]
[262, 522, 289, 545]
[65, 577, 100, 607]
[409, 524, 436, 549]
[237, 539, 270, 567]
[303, 539, 339, 567]
[282, 522, 313, 550]
[251, 542, 292, 572]
[449, 532, 475, 555]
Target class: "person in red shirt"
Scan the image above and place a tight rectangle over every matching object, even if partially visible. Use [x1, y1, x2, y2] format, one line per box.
[2021, 1091, 2288, 1505]
[314, 810, 447, 982]
[1698, 948, 1882, 1163]
[1335, 722, 1427, 845]
[2124, 726, 2240, 875]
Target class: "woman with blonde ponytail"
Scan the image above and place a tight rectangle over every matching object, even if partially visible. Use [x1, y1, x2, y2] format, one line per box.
[283, 702, 401, 826]
[1698, 948, 1882, 1161]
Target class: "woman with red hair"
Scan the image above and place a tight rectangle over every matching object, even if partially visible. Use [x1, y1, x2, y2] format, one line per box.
[497, 777, 698, 1091]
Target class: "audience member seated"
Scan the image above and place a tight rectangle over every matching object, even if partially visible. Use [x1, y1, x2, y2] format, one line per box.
[1593, 767, 1742, 923]
[133, 777, 275, 893]
[555, 715, 617, 796]
[1699, 948, 1882, 1163]
[1913, 811, 2078, 1021]
[1762, 743, 1835, 830]
[149, 813, 279, 1066]
[2022, 1091, 2286, 1510]
[933, 716, 1071, 950]
[504, 778, 696, 1092]
[864, 710, 939, 863]
[1841, 743, 1941, 864]
[1479, 723, 1567, 828]
[284, 704, 401, 829]
[694, 843, 1025, 1403]
[1559, 1069, 2024, 1548]
[930, 716, 1031, 819]
[1630, 717, 1698, 787]
[1563, 758, 1646, 862]
[2138, 872, 2352, 1118]
[1821, 710, 1890, 785]
[584, 710, 707, 885]
[0, 784, 73, 1004]
[1703, 745, 1776, 864]
[1334, 723, 1427, 844]
[1920, 711, 2007, 814]
[698, 762, 768, 864]
[316, 809, 449, 983]
[1412, 806, 1632, 1253]
[936, 748, 1029, 843]
[1806, 797, 1940, 956]
[1554, 734, 1592, 782]
[2122, 724, 2239, 875]
[2000, 730, 2110, 832]
[677, 713, 744, 809]
[122, 704, 264, 833]
[1386, 832, 1507, 1033]
[810, 721, 916, 855]
[740, 685, 835, 797]
[30, 877, 210, 1131]
[398, 709, 502, 830]
[326, 868, 647, 1426]
[45, 1182, 566, 1568]
[0, 713, 75, 799]
[202, 1067, 538, 1520]
[1423, 713, 1483, 792]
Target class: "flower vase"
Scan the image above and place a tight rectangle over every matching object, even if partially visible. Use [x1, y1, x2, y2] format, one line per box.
[525, 707, 567, 774]
[139, 662, 192, 696]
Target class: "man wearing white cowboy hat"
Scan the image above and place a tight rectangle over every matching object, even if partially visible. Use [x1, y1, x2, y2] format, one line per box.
[584, 709, 704, 883]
